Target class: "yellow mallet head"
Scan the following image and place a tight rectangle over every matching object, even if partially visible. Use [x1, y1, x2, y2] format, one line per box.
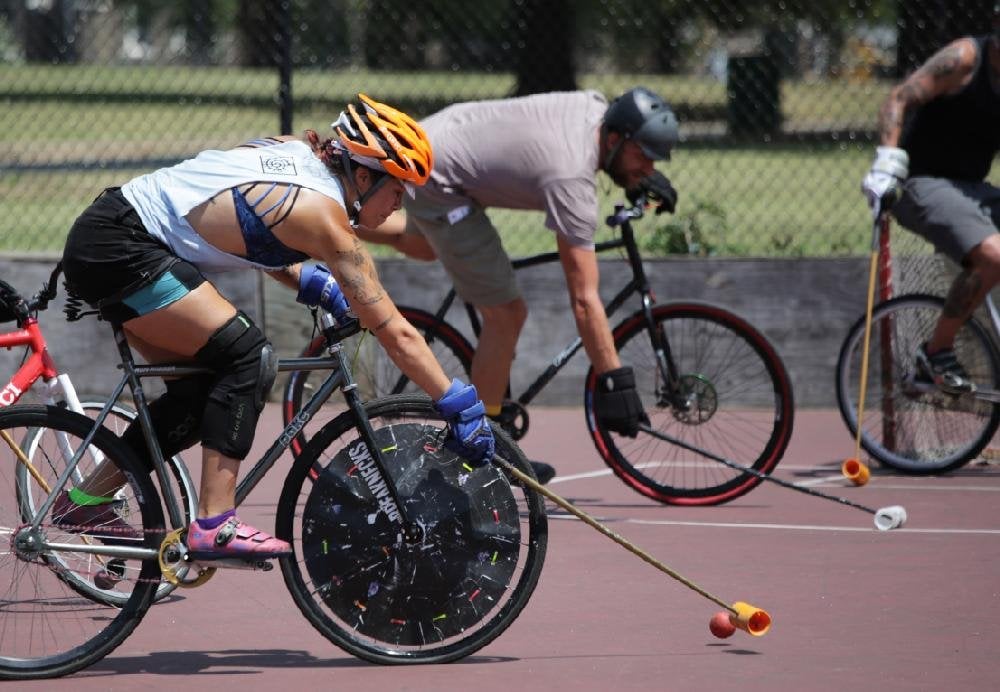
[729, 601, 771, 636]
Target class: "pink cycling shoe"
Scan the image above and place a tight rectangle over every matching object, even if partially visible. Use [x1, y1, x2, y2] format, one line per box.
[186, 515, 292, 561]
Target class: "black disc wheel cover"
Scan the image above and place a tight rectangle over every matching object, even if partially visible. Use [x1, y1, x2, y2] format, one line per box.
[302, 423, 522, 645]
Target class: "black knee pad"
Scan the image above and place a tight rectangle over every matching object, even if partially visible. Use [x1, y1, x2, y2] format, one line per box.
[121, 376, 212, 473]
[196, 311, 277, 460]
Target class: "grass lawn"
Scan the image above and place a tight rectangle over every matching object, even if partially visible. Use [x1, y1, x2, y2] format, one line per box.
[0, 64, 981, 258]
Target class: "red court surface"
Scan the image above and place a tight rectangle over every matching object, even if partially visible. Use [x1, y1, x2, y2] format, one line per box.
[20, 405, 1000, 691]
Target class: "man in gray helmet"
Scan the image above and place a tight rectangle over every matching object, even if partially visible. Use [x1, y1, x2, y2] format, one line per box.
[362, 87, 679, 483]
[862, 7, 1000, 394]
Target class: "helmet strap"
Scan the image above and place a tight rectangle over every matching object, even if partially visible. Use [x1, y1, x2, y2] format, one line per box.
[601, 128, 626, 174]
[339, 150, 390, 228]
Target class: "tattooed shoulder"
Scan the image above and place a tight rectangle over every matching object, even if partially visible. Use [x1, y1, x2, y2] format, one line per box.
[924, 42, 969, 79]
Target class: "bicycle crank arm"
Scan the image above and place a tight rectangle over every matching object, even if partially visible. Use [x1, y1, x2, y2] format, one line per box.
[191, 557, 275, 572]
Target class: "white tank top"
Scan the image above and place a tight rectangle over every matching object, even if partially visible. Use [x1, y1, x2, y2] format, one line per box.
[121, 140, 345, 272]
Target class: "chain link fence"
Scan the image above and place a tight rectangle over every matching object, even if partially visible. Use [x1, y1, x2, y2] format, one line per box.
[1, 0, 996, 260]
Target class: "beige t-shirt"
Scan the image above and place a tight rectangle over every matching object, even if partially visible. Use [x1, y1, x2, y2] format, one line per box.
[410, 90, 607, 247]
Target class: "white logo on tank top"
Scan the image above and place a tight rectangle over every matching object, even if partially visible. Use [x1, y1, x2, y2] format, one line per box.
[259, 154, 297, 175]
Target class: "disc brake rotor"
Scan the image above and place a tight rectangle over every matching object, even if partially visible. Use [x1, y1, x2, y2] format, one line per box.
[670, 373, 718, 424]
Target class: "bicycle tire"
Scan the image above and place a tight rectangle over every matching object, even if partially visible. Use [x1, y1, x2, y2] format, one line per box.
[835, 294, 1000, 474]
[14, 399, 196, 605]
[276, 394, 547, 664]
[282, 307, 473, 457]
[0, 405, 164, 680]
[587, 302, 795, 505]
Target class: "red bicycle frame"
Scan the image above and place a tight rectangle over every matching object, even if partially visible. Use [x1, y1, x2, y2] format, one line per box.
[0, 315, 66, 408]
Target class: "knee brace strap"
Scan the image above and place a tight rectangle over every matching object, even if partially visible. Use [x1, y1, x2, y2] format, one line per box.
[196, 311, 276, 460]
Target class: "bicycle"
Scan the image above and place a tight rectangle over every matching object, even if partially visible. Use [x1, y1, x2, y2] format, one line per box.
[836, 216, 1000, 473]
[284, 190, 795, 506]
[0, 301, 546, 679]
[1, 265, 197, 604]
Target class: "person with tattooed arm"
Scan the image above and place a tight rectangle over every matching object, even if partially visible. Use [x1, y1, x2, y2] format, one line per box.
[56, 94, 494, 559]
[861, 6, 1000, 393]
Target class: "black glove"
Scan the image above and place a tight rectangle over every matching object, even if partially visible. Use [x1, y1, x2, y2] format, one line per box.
[594, 366, 650, 438]
[626, 171, 678, 215]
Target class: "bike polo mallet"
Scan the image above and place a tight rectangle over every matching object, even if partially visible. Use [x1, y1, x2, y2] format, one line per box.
[637, 424, 907, 531]
[842, 206, 894, 486]
[490, 454, 772, 638]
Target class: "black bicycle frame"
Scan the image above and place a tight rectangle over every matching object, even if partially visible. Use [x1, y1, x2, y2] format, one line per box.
[53, 315, 412, 539]
[433, 208, 676, 408]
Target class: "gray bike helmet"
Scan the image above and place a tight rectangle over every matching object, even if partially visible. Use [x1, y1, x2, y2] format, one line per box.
[602, 87, 679, 168]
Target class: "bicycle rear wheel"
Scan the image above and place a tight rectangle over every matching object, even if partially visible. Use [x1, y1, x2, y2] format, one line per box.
[276, 395, 546, 664]
[588, 302, 794, 505]
[14, 399, 196, 605]
[0, 405, 163, 680]
[282, 307, 473, 457]
[836, 294, 1000, 473]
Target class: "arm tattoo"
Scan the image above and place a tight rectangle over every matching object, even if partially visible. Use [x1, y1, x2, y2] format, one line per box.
[925, 44, 964, 78]
[942, 269, 982, 319]
[335, 237, 385, 306]
[879, 42, 965, 141]
[371, 315, 393, 333]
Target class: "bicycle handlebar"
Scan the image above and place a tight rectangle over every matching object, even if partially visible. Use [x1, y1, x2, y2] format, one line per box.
[606, 170, 678, 228]
[605, 200, 647, 228]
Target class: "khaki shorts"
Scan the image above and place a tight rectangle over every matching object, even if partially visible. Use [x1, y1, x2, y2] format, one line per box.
[404, 199, 521, 306]
[893, 177, 1000, 264]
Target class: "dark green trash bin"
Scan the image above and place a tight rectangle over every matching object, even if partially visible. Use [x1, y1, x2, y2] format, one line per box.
[727, 53, 781, 137]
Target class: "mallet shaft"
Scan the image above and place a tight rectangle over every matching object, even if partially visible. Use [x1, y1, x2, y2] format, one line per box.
[492, 454, 734, 613]
[638, 424, 880, 516]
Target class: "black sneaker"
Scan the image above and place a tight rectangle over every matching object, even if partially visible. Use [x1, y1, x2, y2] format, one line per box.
[529, 461, 556, 485]
[914, 342, 974, 394]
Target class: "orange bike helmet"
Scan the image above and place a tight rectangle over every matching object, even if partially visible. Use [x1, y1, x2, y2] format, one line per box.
[332, 93, 433, 186]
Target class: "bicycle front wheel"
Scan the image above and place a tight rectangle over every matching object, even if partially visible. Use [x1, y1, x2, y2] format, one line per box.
[276, 394, 547, 664]
[282, 307, 473, 457]
[588, 303, 795, 505]
[14, 399, 196, 605]
[836, 294, 1000, 473]
[0, 405, 163, 680]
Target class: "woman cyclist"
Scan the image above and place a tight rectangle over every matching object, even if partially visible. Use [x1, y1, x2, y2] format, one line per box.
[56, 94, 494, 562]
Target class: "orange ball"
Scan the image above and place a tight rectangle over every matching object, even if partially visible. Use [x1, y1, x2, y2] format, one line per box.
[709, 610, 736, 639]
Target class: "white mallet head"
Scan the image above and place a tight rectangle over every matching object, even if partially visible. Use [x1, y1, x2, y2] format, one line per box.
[874, 505, 907, 531]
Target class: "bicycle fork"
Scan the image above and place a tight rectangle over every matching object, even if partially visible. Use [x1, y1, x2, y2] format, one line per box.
[640, 294, 685, 409]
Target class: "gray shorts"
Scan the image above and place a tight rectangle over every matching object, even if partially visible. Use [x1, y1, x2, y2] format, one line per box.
[892, 177, 1000, 264]
[403, 198, 520, 306]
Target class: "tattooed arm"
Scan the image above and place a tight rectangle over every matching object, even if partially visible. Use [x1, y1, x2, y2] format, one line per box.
[878, 38, 978, 146]
[274, 189, 451, 398]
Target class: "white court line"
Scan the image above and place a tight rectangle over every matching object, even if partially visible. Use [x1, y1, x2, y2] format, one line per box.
[547, 513, 1000, 534]
[552, 467, 1000, 493]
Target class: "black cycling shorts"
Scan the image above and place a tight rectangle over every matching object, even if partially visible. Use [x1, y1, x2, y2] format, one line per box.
[62, 188, 205, 323]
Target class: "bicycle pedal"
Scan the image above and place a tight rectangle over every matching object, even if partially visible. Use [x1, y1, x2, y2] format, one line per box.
[191, 557, 276, 572]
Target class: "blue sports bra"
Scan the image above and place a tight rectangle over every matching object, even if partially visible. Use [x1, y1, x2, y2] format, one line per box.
[231, 137, 310, 267]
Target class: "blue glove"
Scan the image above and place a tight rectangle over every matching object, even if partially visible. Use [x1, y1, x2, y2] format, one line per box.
[297, 263, 351, 319]
[433, 379, 495, 466]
